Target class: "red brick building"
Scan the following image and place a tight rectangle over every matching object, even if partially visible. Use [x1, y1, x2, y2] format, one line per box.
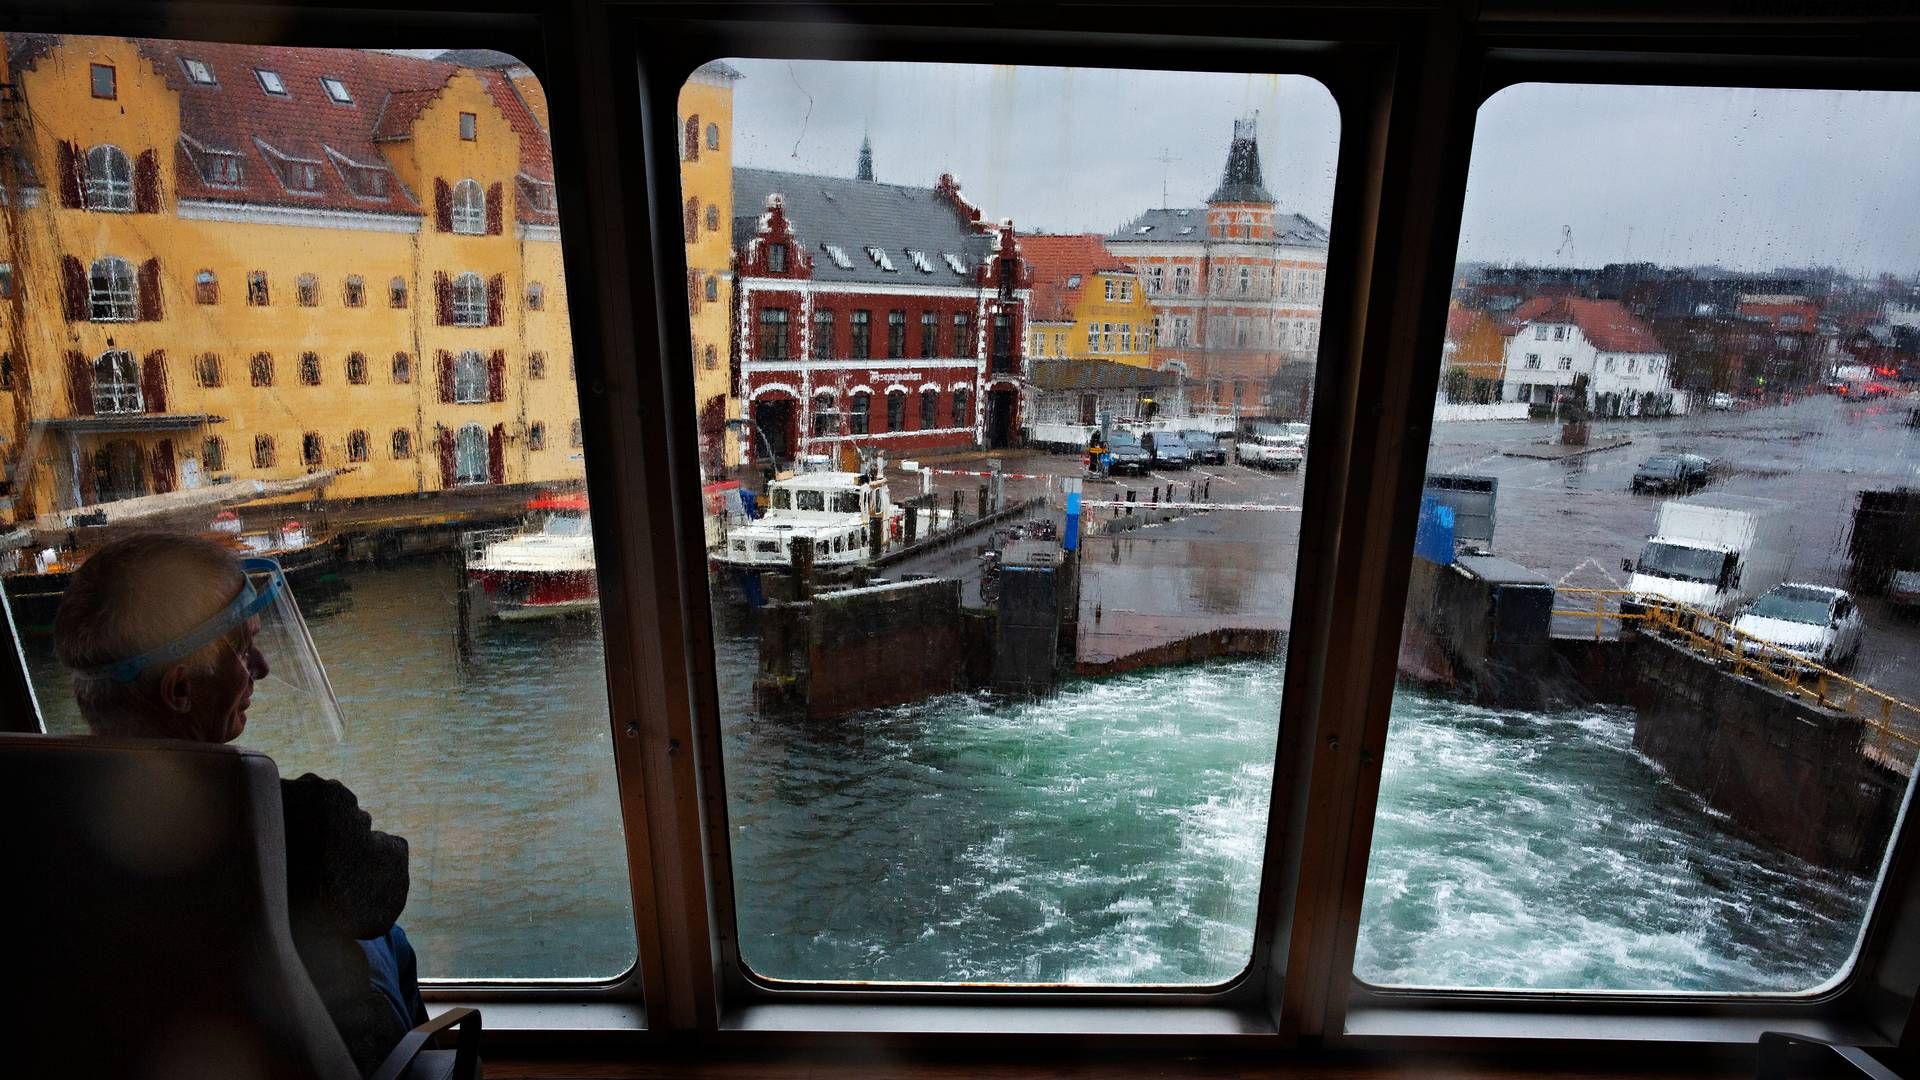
[730, 167, 1028, 464]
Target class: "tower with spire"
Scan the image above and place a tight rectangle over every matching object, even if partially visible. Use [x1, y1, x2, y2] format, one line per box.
[1206, 115, 1276, 242]
[855, 132, 874, 182]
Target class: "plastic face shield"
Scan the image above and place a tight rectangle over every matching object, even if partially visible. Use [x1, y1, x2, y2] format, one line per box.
[77, 556, 345, 741]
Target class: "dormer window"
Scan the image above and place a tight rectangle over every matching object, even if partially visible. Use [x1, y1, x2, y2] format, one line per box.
[181, 58, 215, 85]
[1066, 274, 1082, 289]
[255, 68, 287, 95]
[200, 151, 242, 186]
[767, 244, 787, 273]
[821, 243, 852, 269]
[906, 250, 934, 273]
[942, 252, 967, 275]
[517, 175, 557, 214]
[459, 112, 478, 141]
[865, 246, 896, 272]
[320, 77, 352, 104]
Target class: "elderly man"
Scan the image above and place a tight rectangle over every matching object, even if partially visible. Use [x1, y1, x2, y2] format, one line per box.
[53, 531, 424, 1076]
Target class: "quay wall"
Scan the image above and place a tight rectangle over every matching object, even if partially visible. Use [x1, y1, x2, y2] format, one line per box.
[782, 577, 966, 721]
[1074, 626, 1283, 678]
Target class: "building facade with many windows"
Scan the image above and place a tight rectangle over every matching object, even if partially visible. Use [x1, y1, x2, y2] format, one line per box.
[1019, 233, 1158, 369]
[678, 60, 742, 476]
[730, 167, 1028, 462]
[1106, 118, 1329, 415]
[0, 35, 578, 526]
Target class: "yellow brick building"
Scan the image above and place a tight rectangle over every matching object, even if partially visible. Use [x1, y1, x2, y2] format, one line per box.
[0, 35, 580, 528]
[1018, 233, 1158, 369]
[676, 60, 740, 476]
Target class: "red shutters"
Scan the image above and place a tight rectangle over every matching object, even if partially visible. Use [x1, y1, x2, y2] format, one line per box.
[57, 141, 82, 208]
[150, 439, 177, 495]
[137, 258, 162, 321]
[140, 351, 167, 413]
[436, 350, 455, 404]
[487, 423, 506, 485]
[687, 269, 700, 313]
[684, 115, 700, 161]
[66, 351, 93, 416]
[436, 428, 456, 488]
[486, 274, 504, 326]
[434, 271, 453, 326]
[485, 181, 503, 235]
[486, 350, 505, 402]
[433, 178, 453, 232]
[683, 198, 698, 243]
[60, 255, 87, 321]
[134, 149, 160, 213]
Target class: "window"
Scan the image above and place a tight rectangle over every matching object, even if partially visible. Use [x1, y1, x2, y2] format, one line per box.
[85, 145, 133, 211]
[194, 269, 218, 304]
[453, 350, 487, 403]
[767, 243, 787, 273]
[90, 63, 115, 99]
[1524, 353, 1541, 369]
[1104, 279, 1117, 301]
[1174, 265, 1192, 295]
[1553, 325, 1567, 341]
[524, 281, 546, 311]
[705, 204, 720, 232]
[255, 68, 287, 95]
[320, 76, 352, 104]
[850, 310, 871, 359]
[1535, 325, 1549, 340]
[391, 352, 412, 384]
[885, 389, 905, 432]
[703, 345, 718, 370]
[390, 429, 412, 459]
[758, 307, 790, 360]
[452, 272, 486, 326]
[389, 276, 408, 308]
[248, 271, 269, 305]
[87, 257, 136, 321]
[920, 310, 938, 358]
[1239, 267, 1251, 295]
[299, 352, 322, 386]
[706, 121, 720, 150]
[182, 57, 215, 84]
[194, 353, 222, 388]
[849, 392, 870, 435]
[91, 351, 141, 414]
[991, 313, 1013, 372]
[812, 392, 837, 437]
[812, 309, 834, 360]
[887, 311, 910, 357]
[1088, 323, 1100, 353]
[199, 151, 243, 186]
[952, 311, 972, 357]
[302, 431, 323, 467]
[569, 419, 582, 448]
[346, 429, 369, 463]
[252, 434, 274, 468]
[703, 276, 717, 303]
[249, 352, 273, 387]
[1120, 324, 1132, 353]
[919, 388, 938, 429]
[0, 262, 11, 299]
[1603, 356, 1616, 372]
[202, 436, 224, 471]
[1032, 331, 1044, 357]
[529, 421, 547, 451]
[1558, 356, 1572, 370]
[452, 179, 486, 234]
[459, 111, 477, 141]
[528, 352, 547, 380]
[346, 352, 368, 385]
[951, 386, 970, 426]
[1627, 356, 1638, 373]
[295, 274, 319, 307]
[453, 423, 487, 484]
[1148, 265, 1164, 293]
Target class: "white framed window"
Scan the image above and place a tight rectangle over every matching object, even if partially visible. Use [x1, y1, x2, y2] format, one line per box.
[454, 422, 488, 484]
[1119, 280, 1134, 301]
[1604, 356, 1617, 372]
[91, 350, 142, 414]
[84, 145, 133, 211]
[452, 178, 486, 234]
[1279, 268, 1294, 298]
[1174, 266, 1192, 295]
[1104, 279, 1117, 301]
[1525, 353, 1542, 369]
[453, 349, 489, 403]
[1120, 324, 1132, 352]
[320, 76, 352, 104]
[452, 272, 487, 327]
[1558, 356, 1572, 370]
[1535, 325, 1549, 340]
[1148, 266, 1164, 293]
[254, 68, 287, 95]
[88, 257, 137, 322]
[1087, 323, 1099, 353]
[1239, 267, 1251, 295]
[1627, 357, 1638, 373]
[181, 58, 215, 84]
[1553, 326, 1567, 341]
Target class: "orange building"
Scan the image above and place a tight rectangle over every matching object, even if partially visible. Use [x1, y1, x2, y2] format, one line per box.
[1441, 303, 1509, 401]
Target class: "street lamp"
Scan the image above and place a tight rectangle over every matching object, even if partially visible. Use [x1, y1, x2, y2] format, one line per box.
[725, 416, 779, 478]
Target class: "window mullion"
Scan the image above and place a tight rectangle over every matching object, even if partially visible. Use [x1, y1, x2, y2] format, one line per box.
[1272, 17, 1482, 1044]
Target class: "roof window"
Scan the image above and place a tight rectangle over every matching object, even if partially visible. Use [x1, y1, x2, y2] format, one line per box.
[1178, 226, 1195, 235]
[906, 249, 934, 273]
[181, 58, 215, 85]
[1136, 225, 1153, 234]
[255, 69, 287, 95]
[865, 246, 896, 272]
[821, 243, 853, 269]
[1066, 274, 1082, 288]
[320, 77, 352, 104]
[941, 252, 967, 274]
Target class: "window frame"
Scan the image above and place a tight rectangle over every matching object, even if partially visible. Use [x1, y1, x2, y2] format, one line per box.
[5, 0, 1920, 1065]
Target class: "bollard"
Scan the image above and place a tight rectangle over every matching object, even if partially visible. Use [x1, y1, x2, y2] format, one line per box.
[1151, 486, 1159, 504]
[789, 535, 816, 600]
[869, 516, 884, 561]
[978, 484, 990, 518]
[904, 503, 920, 545]
[952, 487, 963, 527]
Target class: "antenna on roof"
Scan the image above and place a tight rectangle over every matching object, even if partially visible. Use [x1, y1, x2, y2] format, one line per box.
[1152, 147, 1180, 208]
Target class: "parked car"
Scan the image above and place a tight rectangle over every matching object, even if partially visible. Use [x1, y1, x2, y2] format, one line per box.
[1732, 583, 1865, 669]
[1631, 453, 1714, 494]
[1889, 569, 1920, 610]
[1142, 431, 1192, 469]
[1180, 429, 1228, 465]
[1708, 392, 1736, 411]
[1103, 432, 1152, 475]
[1236, 433, 1303, 471]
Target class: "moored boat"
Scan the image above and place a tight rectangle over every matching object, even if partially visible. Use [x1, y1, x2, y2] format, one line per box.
[464, 493, 598, 620]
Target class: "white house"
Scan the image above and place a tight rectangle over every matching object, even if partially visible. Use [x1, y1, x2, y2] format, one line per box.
[1500, 296, 1684, 417]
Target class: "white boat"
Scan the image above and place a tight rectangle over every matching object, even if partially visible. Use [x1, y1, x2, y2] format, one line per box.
[712, 466, 947, 570]
[465, 493, 598, 620]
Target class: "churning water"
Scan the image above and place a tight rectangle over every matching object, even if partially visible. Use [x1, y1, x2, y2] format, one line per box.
[18, 561, 1879, 990]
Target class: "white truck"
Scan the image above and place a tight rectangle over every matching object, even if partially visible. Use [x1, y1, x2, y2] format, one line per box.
[1623, 495, 1796, 616]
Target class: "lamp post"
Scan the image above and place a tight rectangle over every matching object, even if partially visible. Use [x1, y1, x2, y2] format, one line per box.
[724, 417, 778, 481]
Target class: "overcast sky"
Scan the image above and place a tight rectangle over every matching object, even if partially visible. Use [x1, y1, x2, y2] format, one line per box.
[722, 60, 1920, 277]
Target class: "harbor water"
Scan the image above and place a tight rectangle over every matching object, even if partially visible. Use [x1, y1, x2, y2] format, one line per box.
[17, 557, 1877, 990]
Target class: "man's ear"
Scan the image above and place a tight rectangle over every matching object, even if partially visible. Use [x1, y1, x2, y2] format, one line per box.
[156, 663, 194, 714]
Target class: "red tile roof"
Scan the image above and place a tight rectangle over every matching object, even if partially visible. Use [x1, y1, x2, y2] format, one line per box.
[1504, 295, 1666, 353]
[11, 36, 554, 224]
[1019, 233, 1134, 323]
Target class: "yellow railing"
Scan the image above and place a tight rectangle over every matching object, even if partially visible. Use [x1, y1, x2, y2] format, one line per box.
[1554, 586, 1920, 757]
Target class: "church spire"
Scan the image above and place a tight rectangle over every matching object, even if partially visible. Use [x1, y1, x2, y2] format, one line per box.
[1207, 115, 1273, 204]
[856, 132, 875, 182]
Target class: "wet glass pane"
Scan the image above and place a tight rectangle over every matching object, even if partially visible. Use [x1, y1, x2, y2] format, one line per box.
[1357, 83, 1920, 993]
[683, 60, 1339, 983]
[1, 36, 634, 981]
